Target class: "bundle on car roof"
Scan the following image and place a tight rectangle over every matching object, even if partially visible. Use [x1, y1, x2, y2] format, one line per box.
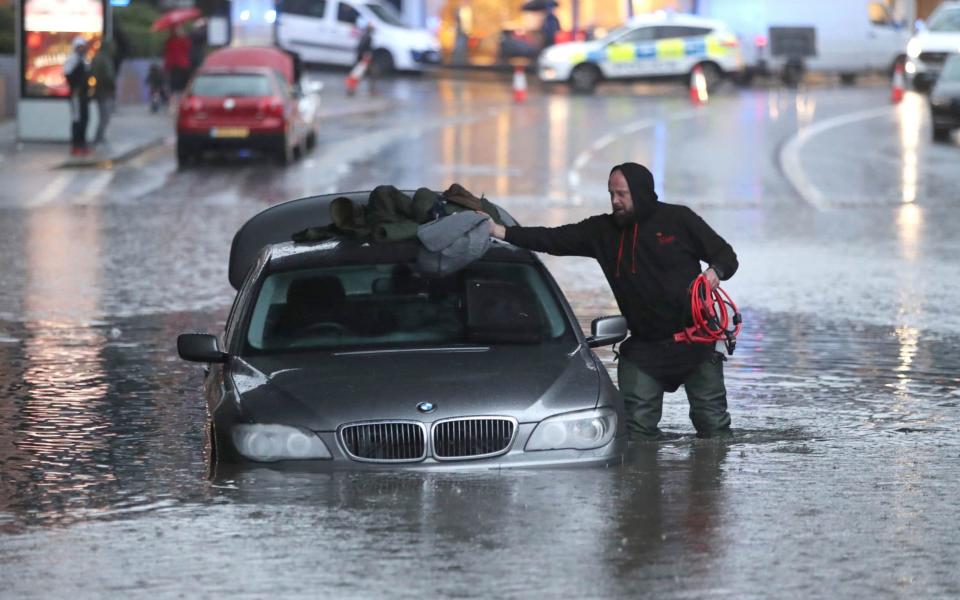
[228, 184, 515, 289]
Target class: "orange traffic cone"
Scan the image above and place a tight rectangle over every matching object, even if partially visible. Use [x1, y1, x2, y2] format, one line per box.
[689, 64, 708, 105]
[891, 61, 905, 104]
[346, 55, 370, 96]
[512, 65, 527, 104]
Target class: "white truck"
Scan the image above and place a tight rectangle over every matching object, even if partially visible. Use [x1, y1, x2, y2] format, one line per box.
[694, 0, 914, 85]
[274, 0, 441, 74]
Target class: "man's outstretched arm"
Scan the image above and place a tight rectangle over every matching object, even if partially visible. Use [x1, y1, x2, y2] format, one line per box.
[489, 218, 595, 258]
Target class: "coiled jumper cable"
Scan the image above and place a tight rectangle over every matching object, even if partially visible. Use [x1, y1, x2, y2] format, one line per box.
[673, 273, 742, 355]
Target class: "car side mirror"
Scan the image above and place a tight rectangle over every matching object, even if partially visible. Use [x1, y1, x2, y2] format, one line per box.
[178, 333, 228, 363]
[586, 315, 628, 348]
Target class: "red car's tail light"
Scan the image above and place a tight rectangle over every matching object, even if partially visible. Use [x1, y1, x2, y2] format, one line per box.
[179, 96, 203, 115]
[258, 97, 285, 118]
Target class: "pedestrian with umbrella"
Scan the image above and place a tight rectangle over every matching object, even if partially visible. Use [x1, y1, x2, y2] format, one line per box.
[152, 8, 201, 107]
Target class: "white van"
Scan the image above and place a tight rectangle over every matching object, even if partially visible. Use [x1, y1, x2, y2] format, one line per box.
[695, 0, 913, 85]
[274, 0, 441, 73]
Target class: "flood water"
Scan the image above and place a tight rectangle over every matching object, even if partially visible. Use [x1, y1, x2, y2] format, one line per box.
[2, 80, 960, 597]
[1, 290, 958, 597]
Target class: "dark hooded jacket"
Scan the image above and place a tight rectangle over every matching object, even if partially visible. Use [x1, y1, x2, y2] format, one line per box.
[504, 162, 738, 390]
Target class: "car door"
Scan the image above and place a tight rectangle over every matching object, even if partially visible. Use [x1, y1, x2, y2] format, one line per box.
[330, 0, 363, 66]
[865, 0, 910, 70]
[602, 25, 656, 79]
[652, 25, 710, 76]
[275, 0, 331, 64]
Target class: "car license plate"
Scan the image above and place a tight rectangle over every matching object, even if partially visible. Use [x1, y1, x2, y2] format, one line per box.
[211, 127, 249, 138]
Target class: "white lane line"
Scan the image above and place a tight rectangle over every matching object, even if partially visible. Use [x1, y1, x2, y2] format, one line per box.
[82, 172, 115, 203]
[779, 105, 895, 210]
[566, 109, 700, 191]
[28, 172, 77, 208]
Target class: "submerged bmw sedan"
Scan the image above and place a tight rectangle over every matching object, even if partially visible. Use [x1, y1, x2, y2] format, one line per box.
[178, 192, 629, 468]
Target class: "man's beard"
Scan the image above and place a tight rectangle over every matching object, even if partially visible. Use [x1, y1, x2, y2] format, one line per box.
[613, 207, 635, 227]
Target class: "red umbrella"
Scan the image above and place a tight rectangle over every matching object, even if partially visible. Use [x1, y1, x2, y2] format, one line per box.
[151, 7, 202, 33]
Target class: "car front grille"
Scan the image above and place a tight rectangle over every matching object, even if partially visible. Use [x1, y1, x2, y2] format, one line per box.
[919, 52, 949, 65]
[432, 417, 517, 460]
[339, 421, 426, 462]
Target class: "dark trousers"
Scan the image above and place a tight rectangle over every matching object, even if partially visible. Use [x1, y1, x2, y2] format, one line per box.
[70, 93, 89, 149]
[617, 351, 731, 439]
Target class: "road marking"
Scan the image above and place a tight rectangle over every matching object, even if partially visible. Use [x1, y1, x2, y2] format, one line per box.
[566, 109, 700, 195]
[28, 172, 77, 208]
[779, 105, 895, 210]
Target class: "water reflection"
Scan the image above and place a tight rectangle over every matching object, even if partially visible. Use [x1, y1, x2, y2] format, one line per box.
[607, 443, 728, 585]
[897, 92, 923, 204]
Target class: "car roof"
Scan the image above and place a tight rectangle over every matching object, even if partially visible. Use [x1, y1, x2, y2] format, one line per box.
[229, 191, 523, 290]
[201, 46, 295, 85]
[626, 11, 726, 30]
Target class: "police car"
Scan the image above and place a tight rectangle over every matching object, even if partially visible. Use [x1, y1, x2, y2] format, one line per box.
[538, 12, 743, 94]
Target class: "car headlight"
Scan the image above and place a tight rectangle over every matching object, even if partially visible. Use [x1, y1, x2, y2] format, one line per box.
[232, 424, 331, 462]
[526, 408, 617, 451]
[907, 38, 921, 59]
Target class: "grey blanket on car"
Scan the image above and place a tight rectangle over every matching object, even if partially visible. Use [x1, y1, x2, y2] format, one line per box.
[416, 211, 492, 276]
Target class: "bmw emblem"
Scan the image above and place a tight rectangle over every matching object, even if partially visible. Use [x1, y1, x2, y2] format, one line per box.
[417, 402, 436, 414]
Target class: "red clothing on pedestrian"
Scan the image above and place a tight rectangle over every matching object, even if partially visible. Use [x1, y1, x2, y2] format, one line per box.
[163, 33, 192, 70]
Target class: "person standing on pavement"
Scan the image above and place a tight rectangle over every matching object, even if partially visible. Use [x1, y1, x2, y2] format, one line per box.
[63, 36, 91, 156]
[90, 40, 116, 144]
[489, 162, 739, 440]
[540, 6, 561, 49]
[357, 19, 376, 76]
[163, 26, 192, 107]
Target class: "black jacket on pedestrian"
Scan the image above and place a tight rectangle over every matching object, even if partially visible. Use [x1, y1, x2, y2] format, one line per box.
[504, 164, 738, 389]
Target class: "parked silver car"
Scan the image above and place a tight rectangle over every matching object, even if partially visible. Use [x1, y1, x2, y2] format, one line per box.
[178, 192, 629, 469]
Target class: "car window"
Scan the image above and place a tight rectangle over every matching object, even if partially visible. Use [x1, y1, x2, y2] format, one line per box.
[614, 26, 655, 44]
[928, 7, 960, 31]
[245, 261, 573, 352]
[942, 56, 960, 81]
[657, 26, 710, 39]
[868, 2, 895, 26]
[191, 74, 273, 97]
[280, 0, 327, 18]
[365, 3, 407, 28]
[337, 2, 360, 24]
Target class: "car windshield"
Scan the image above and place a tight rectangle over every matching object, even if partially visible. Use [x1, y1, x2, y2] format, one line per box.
[365, 3, 407, 28]
[928, 7, 960, 31]
[942, 56, 960, 81]
[191, 74, 272, 97]
[244, 261, 572, 353]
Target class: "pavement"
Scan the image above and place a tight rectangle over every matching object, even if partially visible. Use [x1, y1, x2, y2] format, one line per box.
[0, 78, 396, 174]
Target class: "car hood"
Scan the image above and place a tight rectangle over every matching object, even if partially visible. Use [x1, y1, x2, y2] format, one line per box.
[911, 30, 960, 50]
[232, 344, 601, 431]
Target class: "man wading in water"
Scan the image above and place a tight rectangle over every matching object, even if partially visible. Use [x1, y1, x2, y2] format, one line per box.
[489, 162, 738, 439]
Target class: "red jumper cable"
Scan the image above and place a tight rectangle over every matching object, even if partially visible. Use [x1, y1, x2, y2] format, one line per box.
[673, 273, 742, 355]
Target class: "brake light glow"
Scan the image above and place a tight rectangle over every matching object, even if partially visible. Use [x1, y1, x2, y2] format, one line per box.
[258, 97, 285, 118]
[180, 96, 203, 114]
[721, 36, 740, 49]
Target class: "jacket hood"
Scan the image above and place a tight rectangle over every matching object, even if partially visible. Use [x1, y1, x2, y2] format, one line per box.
[611, 162, 659, 223]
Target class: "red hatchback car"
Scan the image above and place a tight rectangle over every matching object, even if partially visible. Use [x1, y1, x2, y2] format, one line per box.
[176, 46, 318, 167]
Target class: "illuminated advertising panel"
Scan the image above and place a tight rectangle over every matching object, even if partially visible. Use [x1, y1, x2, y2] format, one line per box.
[21, 0, 106, 98]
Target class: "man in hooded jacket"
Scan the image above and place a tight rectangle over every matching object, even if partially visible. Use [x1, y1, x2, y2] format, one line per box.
[489, 162, 738, 439]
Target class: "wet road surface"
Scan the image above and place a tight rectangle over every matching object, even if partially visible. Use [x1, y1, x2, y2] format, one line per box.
[1, 75, 959, 598]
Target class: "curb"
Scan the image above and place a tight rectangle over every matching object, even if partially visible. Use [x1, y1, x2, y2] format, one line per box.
[55, 136, 169, 170]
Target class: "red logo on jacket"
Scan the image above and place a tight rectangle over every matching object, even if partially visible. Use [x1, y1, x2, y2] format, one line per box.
[656, 232, 676, 245]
